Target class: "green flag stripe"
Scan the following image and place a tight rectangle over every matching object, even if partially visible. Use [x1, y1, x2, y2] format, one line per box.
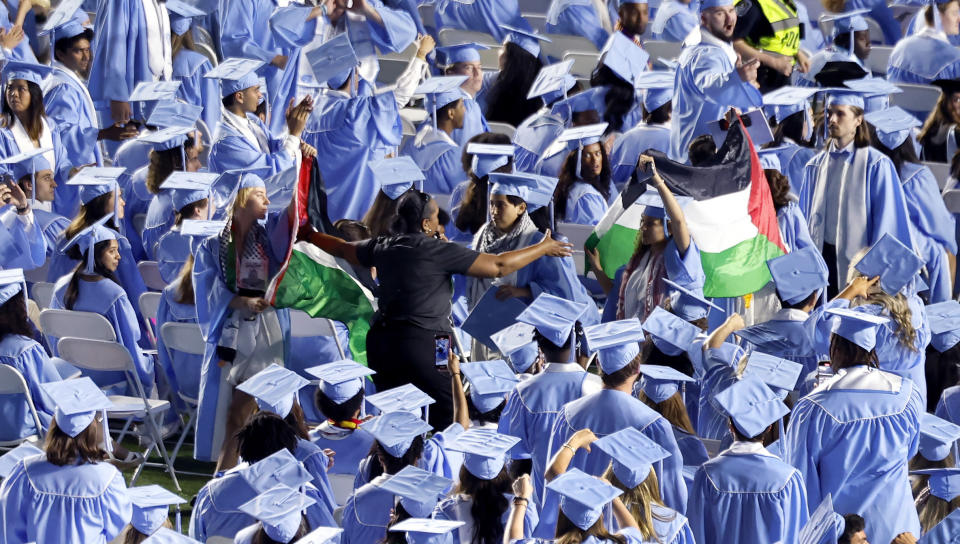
[700, 234, 784, 298]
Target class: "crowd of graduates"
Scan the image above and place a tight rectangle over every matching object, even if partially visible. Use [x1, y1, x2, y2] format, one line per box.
[4, 0, 960, 542]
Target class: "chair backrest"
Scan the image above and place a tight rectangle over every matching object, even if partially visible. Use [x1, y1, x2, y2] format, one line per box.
[57, 337, 134, 374]
[889, 83, 941, 118]
[541, 33, 599, 60]
[523, 12, 548, 33]
[376, 58, 409, 86]
[563, 52, 600, 78]
[328, 473, 356, 506]
[438, 28, 499, 47]
[139, 292, 162, 323]
[518, 0, 553, 15]
[557, 222, 595, 250]
[30, 282, 55, 310]
[643, 40, 684, 64]
[487, 122, 517, 138]
[867, 45, 893, 76]
[23, 262, 48, 284]
[479, 48, 501, 70]
[160, 322, 206, 356]
[0, 365, 42, 441]
[138, 261, 168, 291]
[40, 309, 117, 342]
[923, 161, 951, 191]
[417, 3, 436, 33]
[288, 310, 338, 339]
[864, 16, 884, 43]
[195, 43, 219, 68]
[400, 115, 417, 137]
[192, 26, 216, 53]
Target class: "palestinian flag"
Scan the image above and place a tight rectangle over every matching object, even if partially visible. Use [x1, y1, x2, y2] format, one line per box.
[649, 116, 787, 298]
[266, 158, 376, 363]
[584, 182, 648, 279]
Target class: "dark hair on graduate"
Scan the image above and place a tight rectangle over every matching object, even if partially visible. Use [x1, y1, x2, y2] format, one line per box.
[250, 516, 310, 544]
[869, 124, 920, 174]
[919, 484, 960, 533]
[146, 137, 198, 194]
[730, 419, 770, 442]
[457, 132, 514, 235]
[436, 97, 463, 124]
[390, 190, 434, 235]
[641, 340, 696, 378]
[771, 109, 811, 147]
[643, 102, 672, 125]
[368, 435, 425, 479]
[776, 289, 819, 311]
[2, 79, 45, 142]
[64, 240, 120, 310]
[466, 394, 505, 424]
[533, 325, 575, 360]
[827, 105, 871, 149]
[381, 501, 416, 544]
[363, 191, 410, 238]
[484, 42, 544, 127]
[315, 387, 365, 423]
[456, 465, 512, 544]
[637, 388, 696, 435]
[0, 291, 32, 340]
[601, 354, 641, 388]
[53, 28, 95, 61]
[554, 144, 611, 221]
[334, 219, 371, 242]
[235, 411, 298, 464]
[284, 401, 312, 441]
[828, 333, 879, 371]
[687, 134, 717, 166]
[764, 169, 792, 210]
[925, 343, 960, 413]
[555, 511, 628, 544]
[590, 64, 635, 133]
[838, 514, 865, 544]
[64, 191, 115, 243]
[46, 417, 107, 466]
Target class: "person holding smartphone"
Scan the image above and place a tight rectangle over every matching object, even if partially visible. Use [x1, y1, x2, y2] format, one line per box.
[299, 189, 573, 428]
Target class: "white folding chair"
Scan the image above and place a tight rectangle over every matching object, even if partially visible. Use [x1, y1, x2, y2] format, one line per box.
[0, 365, 44, 448]
[139, 292, 162, 348]
[924, 161, 951, 191]
[889, 83, 941, 118]
[29, 282, 55, 310]
[417, 3, 436, 33]
[643, 40, 684, 64]
[863, 16, 885, 43]
[328, 473, 356, 507]
[288, 310, 346, 359]
[518, 0, 552, 15]
[430, 193, 452, 212]
[488, 122, 517, 138]
[39, 309, 117, 342]
[23, 262, 48, 284]
[541, 33, 599, 60]
[400, 108, 428, 125]
[558, 222, 595, 249]
[479, 48, 501, 70]
[563, 51, 600, 78]
[376, 58, 410, 86]
[159, 322, 206, 466]
[57, 337, 180, 490]
[867, 45, 893, 76]
[138, 261, 168, 291]
[523, 12, 548, 33]
[438, 28, 500, 47]
[26, 299, 41, 333]
[50, 356, 83, 380]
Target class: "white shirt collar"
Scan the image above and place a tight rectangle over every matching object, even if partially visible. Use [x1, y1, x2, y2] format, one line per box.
[722, 440, 775, 457]
[543, 362, 585, 373]
[697, 26, 738, 64]
[773, 308, 810, 321]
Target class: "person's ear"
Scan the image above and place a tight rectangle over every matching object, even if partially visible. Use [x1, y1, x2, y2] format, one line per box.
[518, 202, 527, 215]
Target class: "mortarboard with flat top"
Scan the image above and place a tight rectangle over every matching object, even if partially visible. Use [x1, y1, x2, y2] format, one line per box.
[516, 293, 589, 348]
[599, 32, 649, 87]
[547, 468, 623, 530]
[762, 86, 818, 124]
[502, 24, 551, 58]
[919, 412, 960, 461]
[127, 485, 187, 535]
[306, 360, 375, 405]
[707, 108, 774, 148]
[40, 377, 114, 438]
[376, 464, 453, 517]
[634, 70, 675, 113]
[766, 247, 829, 305]
[436, 43, 489, 66]
[461, 287, 529, 351]
[269, 5, 318, 49]
[0, 268, 26, 308]
[459, 360, 519, 413]
[527, 60, 576, 101]
[205, 58, 265, 97]
[360, 411, 433, 457]
[714, 376, 790, 438]
[662, 278, 723, 322]
[236, 364, 310, 418]
[853, 233, 925, 295]
[167, 0, 205, 36]
[369, 156, 425, 198]
[240, 448, 313, 493]
[61, 214, 119, 274]
[238, 485, 317, 543]
[466, 143, 514, 178]
[444, 428, 520, 480]
[912, 468, 960, 501]
[742, 351, 803, 398]
[389, 518, 465, 537]
[798, 494, 843, 544]
[824, 308, 890, 351]
[592, 427, 671, 488]
[642, 306, 701, 356]
[490, 321, 540, 373]
[638, 364, 694, 403]
[918, 508, 960, 544]
[142, 527, 202, 543]
[864, 106, 920, 150]
[307, 33, 359, 90]
[927, 300, 960, 352]
[582, 319, 644, 374]
[293, 527, 343, 544]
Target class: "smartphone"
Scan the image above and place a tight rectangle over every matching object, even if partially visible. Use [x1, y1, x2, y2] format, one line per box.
[434, 334, 451, 371]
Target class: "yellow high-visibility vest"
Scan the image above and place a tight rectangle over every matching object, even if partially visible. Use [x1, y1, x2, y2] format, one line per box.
[738, 0, 801, 58]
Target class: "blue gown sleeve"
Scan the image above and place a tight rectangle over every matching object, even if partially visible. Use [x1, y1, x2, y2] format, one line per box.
[547, 4, 609, 50]
[602, 266, 626, 322]
[193, 238, 232, 343]
[664, 238, 705, 291]
[567, 192, 608, 226]
[422, 147, 466, 195]
[219, 0, 279, 62]
[0, 461, 31, 542]
[89, 0, 145, 104]
[110, 289, 155, 390]
[43, 84, 100, 167]
[208, 131, 296, 177]
[366, 0, 418, 54]
[783, 397, 826, 507]
[99, 469, 135, 541]
[866, 154, 914, 249]
[175, 56, 222, 135]
[777, 202, 815, 253]
[903, 165, 957, 252]
[498, 391, 532, 460]
[689, 48, 763, 109]
[0, 208, 45, 270]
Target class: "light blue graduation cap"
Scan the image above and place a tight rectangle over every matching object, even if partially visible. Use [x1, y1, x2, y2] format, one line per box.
[180, 219, 226, 254]
[0, 441, 42, 479]
[926, 300, 960, 352]
[204, 58, 265, 97]
[824, 307, 890, 351]
[762, 85, 818, 125]
[306, 33, 359, 90]
[459, 360, 519, 413]
[236, 364, 310, 418]
[912, 468, 960, 501]
[293, 527, 343, 544]
[40, 377, 114, 437]
[825, 88, 865, 110]
[558, 123, 609, 180]
[515, 293, 590, 347]
[550, 87, 606, 120]
[40, 0, 85, 36]
[166, 0, 205, 36]
[305, 359, 375, 405]
[714, 376, 789, 438]
[269, 5, 318, 49]
[160, 171, 218, 212]
[488, 172, 557, 211]
[436, 43, 489, 66]
[359, 411, 433, 457]
[462, 286, 528, 351]
[146, 101, 204, 130]
[638, 364, 695, 403]
[919, 508, 960, 544]
[127, 485, 187, 535]
[68, 165, 125, 204]
[582, 319, 644, 374]
[662, 278, 723, 321]
[546, 468, 623, 530]
[369, 156, 425, 197]
[642, 306, 701, 356]
[634, 70, 675, 113]
[526, 60, 576, 102]
[445, 428, 520, 480]
[600, 32, 649, 87]
[142, 527, 202, 543]
[128, 81, 181, 103]
[798, 494, 843, 544]
[707, 108, 774, 148]
[823, 8, 871, 37]
[634, 185, 692, 220]
[136, 125, 196, 152]
[592, 427, 671, 489]
[699, 0, 734, 10]
[2, 60, 52, 86]
[238, 485, 317, 543]
[62, 214, 118, 274]
[389, 518, 465, 537]
[0, 146, 52, 204]
[416, 76, 468, 128]
[376, 464, 453, 517]
[919, 412, 960, 461]
[0, 268, 26, 308]
[366, 383, 435, 418]
[757, 149, 781, 171]
[502, 24, 551, 58]
[853, 233, 924, 295]
[766, 247, 829, 305]
[466, 143, 514, 178]
[742, 351, 803, 397]
[241, 448, 313, 492]
[489, 321, 540, 373]
[864, 106, 920, 150]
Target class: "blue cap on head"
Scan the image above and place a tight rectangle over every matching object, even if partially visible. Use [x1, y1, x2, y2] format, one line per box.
[445, 428, 520, 480]
[700, 0, 734, 11]
[662, 278, 723, 321]
[238, 485, 316, 542]
[824, 307, 890, 351]
[714, 376, 790, 438]
[306, 33, 359, 89]
[642, 306, 701, 356]
[366, 383, 435, 416]
[742, 351, 803, 398]
[550, 87, 606, 120]
[583, 319, 644, 374]
[766, 247, 829, 305]
[918, 412, 960, 461]
[180, 219, 225, 255]
[638, 365, 695, 403]
[516, 293, 589, 348]
[635, 186, 692, 221]
[136, 125, 195, 152]
[67, 167, 124, 207]
[466, 143, 514, 178]
[360, 411, 433, 458]
[865, 106, 920, 150]
[416, 76, 468, 120]
[436, 43, 488, 66]
[912, 468, 960, 502]
[600, 33, 650, 87]
[290, 527, 343, 544]
[204, 57, 265, 97]
[762, 85, 818, 124]
[927, 301, 960, 352]
[306, 360, 375, 405]
[502, 24, 550, 58]
[236, 364, 309, 418]
[62, 214, 118, 274]
[241, 448, 313, 492]
[166, 0, 204, 35]
[10, 152, 51, 182]
[488, 172, 545, 206]
[822, 8, 871, 35]
[369, 156, 424, 199]
[3, 60, 52, 86]
[634, 70, 675, 113]
[376, 465, 453, 518]
[592, 427, 670, 489]
[48, 19, 86, 41]
[127, 485, 187, 535]
[40, 377, 113, 438]
[0, 268, 25, 307]
[527, 60, 575, 102]
[389, 518, 465, 537]
[918, 509, 960, 544]
[853, 233, 925, 295]
[489, 322, 539, 373]
[160, 171, 217, 211]
[757, 149, 781, 171]
[459, 360, 519, 413]
[547, 469, 623, 530]
[826, 89, 865, 110]
[142, 527, 203, 543]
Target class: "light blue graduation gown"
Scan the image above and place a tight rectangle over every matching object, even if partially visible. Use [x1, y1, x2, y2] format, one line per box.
[191, 208, 293, 461]
[901, 162, 957, 303]
[651, 0, 698, 42]
[341, 476, 395, 544]
[173, 49, 221, 134]
[156, 280, 202, 400]
[697, 344, 742, 441]
[155, 227, 192, 283]
[562, 181, 609, 226]
[432, 0, 531, 42]
[688, 441, 809, 544]
[935, 385, 960, 432]
[141, 193, 176, 261]
[0, 334, 60, 440]
[430, 494, 540, 544]
[887, 32, 960, 85]
[0, 124, 76, 217]
[513, 108, 567, 174]
[49, 274, 154, 393]
[450, 96, 490, 149]
[208, 110, 298, 176]
[610, 124, 672, 185]
[0, 208, 46, 271]
[353, 436, 453, 490]
[784, 365, 922, 544]
[0, 456, 131, 544]
[673, 426, 709, 468]
[0, 1, 37, 63]
[445, 180, 474, 244]
[545, 0, 610, 51]
[777, 201, 814, 253]
[738, 308, 819, 375]
[33, 209, 70, 260]
[295, 437, 338, 514]
[304, 87, 402, 221]
[404, 125, 464, 195]
[118, 167, 150, 262]
[43, 62, 103, 168]
[310, 422, 376, 480]
[499, 363, 598, 504]
[768, 142, 816, 196]
[288, 320, 353, 425]
[669, 31, 763, 162]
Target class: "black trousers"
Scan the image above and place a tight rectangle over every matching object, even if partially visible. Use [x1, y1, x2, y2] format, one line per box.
[366, 319, 453, 429]
[823, 243, 840, 299]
